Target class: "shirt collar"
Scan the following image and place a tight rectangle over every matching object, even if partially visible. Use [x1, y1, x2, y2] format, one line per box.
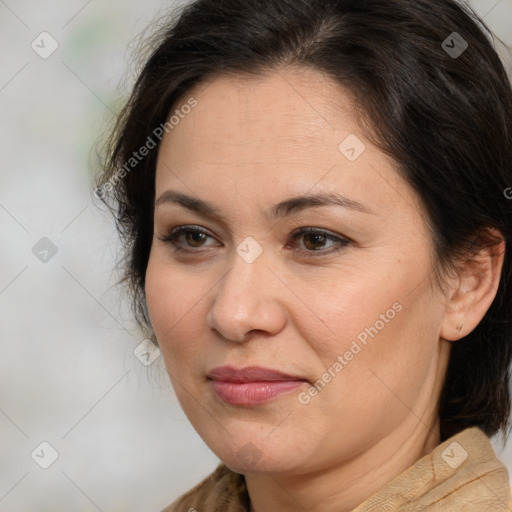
[168, 427, 511, 512]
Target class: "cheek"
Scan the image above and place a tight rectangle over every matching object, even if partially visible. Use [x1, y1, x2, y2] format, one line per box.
[144, 257, 207, 369]
[287, 263, 403, 360]
[296, 258, 439, 396]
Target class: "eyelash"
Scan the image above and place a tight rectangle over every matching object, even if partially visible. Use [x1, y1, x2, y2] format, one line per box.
[157, 225, 351, 258]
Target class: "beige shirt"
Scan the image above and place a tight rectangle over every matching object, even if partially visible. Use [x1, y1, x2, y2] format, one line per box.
[162, 427, 512, 511]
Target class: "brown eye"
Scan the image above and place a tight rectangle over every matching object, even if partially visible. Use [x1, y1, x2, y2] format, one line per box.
[158, 225, 219, 251]
[290, 227, 351, 258]
[302, 232, 328, 251]
[185, 231, 208, 247]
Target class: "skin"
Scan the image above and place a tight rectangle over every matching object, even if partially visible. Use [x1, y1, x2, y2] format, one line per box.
[145, 66, 504, 512]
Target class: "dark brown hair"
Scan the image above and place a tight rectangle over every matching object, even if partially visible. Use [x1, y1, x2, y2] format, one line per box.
[96, 0, 512, 441]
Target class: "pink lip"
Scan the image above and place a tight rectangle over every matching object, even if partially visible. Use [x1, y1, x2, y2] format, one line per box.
[208, 365, 309, 405]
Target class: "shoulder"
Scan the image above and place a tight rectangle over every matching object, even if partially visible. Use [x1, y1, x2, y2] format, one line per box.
[159, 462, 250, 512]
[354, 427, 512, 511]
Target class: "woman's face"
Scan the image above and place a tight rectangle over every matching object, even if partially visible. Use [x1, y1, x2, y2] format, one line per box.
[145, 66, 452, 476]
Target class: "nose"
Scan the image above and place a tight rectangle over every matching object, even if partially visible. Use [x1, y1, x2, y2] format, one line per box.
[206, 248, 287, 343]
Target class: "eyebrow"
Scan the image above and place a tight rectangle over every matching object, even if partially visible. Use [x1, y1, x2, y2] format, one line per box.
[155, 190, 376, 219]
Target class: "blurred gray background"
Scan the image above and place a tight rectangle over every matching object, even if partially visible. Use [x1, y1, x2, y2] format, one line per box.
[0, 1, 511, 510]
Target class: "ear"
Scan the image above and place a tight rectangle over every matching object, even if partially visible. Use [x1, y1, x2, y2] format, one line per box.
[440, 228, 506, 341]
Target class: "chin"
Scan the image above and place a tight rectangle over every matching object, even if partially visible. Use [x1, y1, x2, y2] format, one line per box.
[221, 451, 291, 475]
[205, 430, 304, 475]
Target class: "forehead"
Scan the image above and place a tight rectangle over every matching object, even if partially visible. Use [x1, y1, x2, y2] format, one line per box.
[154, 66, 420, 219]
[164, 66, 357, 161]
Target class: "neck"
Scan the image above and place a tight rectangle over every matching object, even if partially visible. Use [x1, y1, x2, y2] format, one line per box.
[245, 417, 441, 512]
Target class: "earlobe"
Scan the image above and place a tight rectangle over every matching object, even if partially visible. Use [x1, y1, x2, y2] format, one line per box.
[440, 231, 505, 342]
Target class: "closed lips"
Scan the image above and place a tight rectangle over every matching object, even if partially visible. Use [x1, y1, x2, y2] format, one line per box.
[207, 365, 309, 383]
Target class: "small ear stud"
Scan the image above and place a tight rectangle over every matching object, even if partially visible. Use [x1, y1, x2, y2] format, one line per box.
[456, 322, 463, 332]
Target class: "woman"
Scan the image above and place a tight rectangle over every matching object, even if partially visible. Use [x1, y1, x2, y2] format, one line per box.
[97, 0, 512, 510]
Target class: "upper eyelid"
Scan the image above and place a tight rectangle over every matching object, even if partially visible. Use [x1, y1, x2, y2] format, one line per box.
[162, 224, 345, 237]
[161, 225, 350, 246]
[291, 226, 350, 239]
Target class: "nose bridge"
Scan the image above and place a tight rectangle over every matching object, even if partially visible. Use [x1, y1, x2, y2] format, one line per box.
[207, 242, 286, 342]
